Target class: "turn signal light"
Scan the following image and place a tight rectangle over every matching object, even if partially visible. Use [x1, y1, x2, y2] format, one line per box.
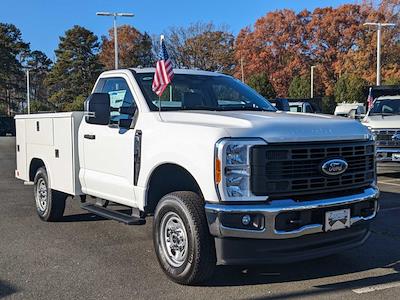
[215, 158, 221, 184]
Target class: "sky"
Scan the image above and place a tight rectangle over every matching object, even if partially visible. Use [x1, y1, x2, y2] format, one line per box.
[0, 0, 356, 60]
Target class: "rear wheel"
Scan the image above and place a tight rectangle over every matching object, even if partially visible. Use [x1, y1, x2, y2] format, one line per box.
[153, 191, 215, 285]
[34, 167, 67, 221]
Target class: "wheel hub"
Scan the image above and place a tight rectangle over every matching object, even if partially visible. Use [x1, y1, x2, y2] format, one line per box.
[160, 212, 188, 267]
[36, 178, 48, 212]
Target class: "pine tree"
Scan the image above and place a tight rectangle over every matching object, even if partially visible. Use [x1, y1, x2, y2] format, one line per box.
[0, 23, 30, 115]
[246, 73, 276, 99]
[46, 25, 103, 111]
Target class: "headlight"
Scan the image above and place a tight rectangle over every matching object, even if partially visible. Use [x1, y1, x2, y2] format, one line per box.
[215, 138, 267, 201]
[367, 127, 377, 141]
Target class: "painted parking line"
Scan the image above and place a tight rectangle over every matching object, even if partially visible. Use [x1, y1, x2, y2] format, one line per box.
[379, 178, 400, 183]
[379, 181, 400, 187]
[380, 206, 400, 212]
[352, 281, 400, 294]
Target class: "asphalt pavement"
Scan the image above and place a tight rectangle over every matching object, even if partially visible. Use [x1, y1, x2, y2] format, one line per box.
[1, 137, 400, 300]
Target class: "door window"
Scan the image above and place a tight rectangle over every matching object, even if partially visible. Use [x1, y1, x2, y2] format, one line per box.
[97, 78, 136, 124]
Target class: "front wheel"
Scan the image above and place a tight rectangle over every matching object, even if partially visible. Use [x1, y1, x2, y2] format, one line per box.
[153, 191, 216, 285]
[34, 167, 67, 221]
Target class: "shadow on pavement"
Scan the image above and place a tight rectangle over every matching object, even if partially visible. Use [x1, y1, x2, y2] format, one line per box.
[202, 209, 400, 294]
[0, 280, 18, 298]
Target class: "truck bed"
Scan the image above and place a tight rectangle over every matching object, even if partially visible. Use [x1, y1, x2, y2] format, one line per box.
[15, 112, 84, 196]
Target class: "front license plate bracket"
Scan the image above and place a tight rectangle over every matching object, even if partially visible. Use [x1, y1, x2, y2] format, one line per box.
[325, 209, 351, 232]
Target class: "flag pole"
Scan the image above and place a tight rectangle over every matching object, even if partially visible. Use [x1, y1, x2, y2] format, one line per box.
[158, 35, 164, 114]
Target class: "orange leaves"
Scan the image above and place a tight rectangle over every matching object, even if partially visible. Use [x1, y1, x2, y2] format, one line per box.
[235, 2, 399, 97]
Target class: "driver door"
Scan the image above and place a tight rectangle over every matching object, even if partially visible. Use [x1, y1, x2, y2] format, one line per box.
[80, 76, 137, 207]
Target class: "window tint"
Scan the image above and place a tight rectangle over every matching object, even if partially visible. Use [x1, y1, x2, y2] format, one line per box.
[305, 104, 313, 113]
[101, 78, 136, 123]
[134, 73, 276, 112]
[370, 99, 400, 115]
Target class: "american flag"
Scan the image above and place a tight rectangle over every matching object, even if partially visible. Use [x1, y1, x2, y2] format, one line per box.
[152, 36, 174, 97]
[367, 87, 374, 110]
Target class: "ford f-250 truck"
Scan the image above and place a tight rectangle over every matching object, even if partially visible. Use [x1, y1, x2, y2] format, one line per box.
[363, 86, 400, 172]
[15, 68, 379, 285]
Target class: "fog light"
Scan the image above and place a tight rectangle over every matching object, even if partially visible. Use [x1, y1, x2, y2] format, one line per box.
[242, 215, 251, 226]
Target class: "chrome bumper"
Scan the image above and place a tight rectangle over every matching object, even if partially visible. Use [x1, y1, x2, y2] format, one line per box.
[205, 186, 379, 240]
[376, 148, 400, 163]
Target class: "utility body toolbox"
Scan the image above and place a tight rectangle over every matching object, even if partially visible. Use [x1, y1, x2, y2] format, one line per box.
[15, 112, 84, 195]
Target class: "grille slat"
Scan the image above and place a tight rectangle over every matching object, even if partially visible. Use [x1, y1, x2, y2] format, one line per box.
[251, 140, 375, 198]
[373, 129, 400, 147]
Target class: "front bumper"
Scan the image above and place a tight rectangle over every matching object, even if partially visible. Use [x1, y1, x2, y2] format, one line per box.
[206, 186, 379, 265]
[376, 148, 400, 166]
[205, 186, 379, 240]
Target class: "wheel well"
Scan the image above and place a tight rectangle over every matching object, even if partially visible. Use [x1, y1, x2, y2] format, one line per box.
[29, 158, 45, 182]
[146, 164, 203, 214]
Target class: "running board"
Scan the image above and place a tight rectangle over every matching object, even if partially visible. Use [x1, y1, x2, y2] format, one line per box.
[81, 203, 146, 225]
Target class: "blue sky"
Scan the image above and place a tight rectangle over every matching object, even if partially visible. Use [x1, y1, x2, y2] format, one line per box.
[0, 0, 355, 60]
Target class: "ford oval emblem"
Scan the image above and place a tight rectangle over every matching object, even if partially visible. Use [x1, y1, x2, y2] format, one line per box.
[321, 159, 348, 176]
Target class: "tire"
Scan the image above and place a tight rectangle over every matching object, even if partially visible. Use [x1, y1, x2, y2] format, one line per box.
[153, 191, 216, 285]
[34, 167, 67, 221]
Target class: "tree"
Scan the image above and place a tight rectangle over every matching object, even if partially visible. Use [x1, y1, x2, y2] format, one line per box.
[235, 2, 399, 97]
[246, 73, 276, 99]
[46, 25, 103, 111]
[334, 74, 367, 103]
[235, 9, 310, 96]
[163, 22, 235, 73]
[0, 23, 30, 115]
[288, 76, 310, 98]
[25, 50, 52, 106]
[100, 25, 154, 69]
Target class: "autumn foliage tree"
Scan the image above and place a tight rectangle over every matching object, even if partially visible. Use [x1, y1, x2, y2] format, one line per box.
[235, 1, 400, 98]
[163, 22, 235, 73]
[100, 25, 154, 69]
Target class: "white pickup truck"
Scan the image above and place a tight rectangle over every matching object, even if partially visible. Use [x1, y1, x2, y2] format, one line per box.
[363, 95, 400, 171]
[15, 68, 379, 284]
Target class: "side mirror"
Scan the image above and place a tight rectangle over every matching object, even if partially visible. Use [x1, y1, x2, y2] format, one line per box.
[85, 93, 110, 125]
[118, 105, 137, 129]
[348, 109, 357, 119]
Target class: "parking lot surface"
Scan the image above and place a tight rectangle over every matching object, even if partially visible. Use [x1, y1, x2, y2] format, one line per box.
[1, 137, 399, 300]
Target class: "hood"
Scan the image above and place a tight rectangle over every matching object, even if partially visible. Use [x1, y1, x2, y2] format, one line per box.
[160, 111, 370, 143]
[363, 115, 400, 129]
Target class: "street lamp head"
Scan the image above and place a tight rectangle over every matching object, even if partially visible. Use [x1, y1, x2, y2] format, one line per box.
[96, 12, 113, 16]
[96, 12, 134, 17]
[116, 13, 134, 17]
[363, 22, 397, 27]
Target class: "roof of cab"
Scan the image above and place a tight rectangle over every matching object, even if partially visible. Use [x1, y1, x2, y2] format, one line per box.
[130, 67, 227, 77]
[376, 95, 400, 100]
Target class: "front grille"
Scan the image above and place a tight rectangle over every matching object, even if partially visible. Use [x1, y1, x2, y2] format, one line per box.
[251, 140, 375, 198]
[373, 129, 400, 147]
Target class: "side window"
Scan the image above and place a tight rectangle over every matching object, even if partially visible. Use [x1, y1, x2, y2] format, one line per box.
[101, 78, 136, 124]
[305, 104, 313, 113]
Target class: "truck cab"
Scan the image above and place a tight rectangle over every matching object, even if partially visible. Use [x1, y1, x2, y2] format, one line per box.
[363, 94, 400, 171]
[15, 68, 379, 285]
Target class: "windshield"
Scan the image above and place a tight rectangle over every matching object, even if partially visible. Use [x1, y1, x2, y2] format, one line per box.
[133, 72, 276, 112]
[369, 99, 400, 116]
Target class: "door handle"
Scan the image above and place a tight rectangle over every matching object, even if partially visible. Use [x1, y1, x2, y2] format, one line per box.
[84, 134, 96, 140]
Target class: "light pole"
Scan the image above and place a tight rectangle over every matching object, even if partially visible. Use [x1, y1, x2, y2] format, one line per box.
[310, 66, 316, 98]
[96, 11, 134, 69]
[26, 69, 30, 114]
[363, 22, 396, 86]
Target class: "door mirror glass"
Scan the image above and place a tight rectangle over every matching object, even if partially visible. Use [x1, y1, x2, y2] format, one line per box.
[348, 109, 357, 119]
[85, 93, 110, 125]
